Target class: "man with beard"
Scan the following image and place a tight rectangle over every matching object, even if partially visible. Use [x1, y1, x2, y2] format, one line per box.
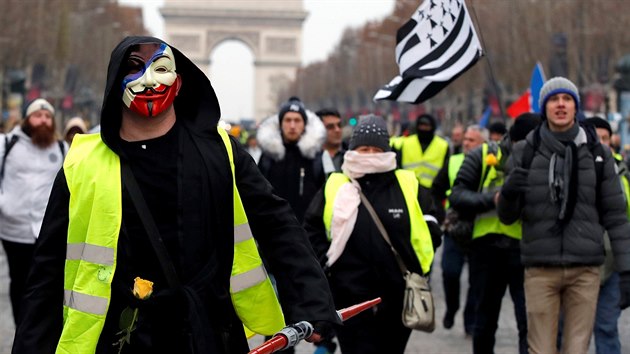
[0, 98, 66, 325]
[394, 113, 449, 189]
[12, 37, 338, 354]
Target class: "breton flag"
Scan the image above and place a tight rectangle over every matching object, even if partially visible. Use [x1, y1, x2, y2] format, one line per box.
[374, 0, 483, 103]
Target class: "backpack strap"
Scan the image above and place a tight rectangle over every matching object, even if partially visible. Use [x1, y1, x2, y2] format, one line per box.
[1, 135, 19, 189]
[591, 143, 606, 196]
[58, 140, 66, 156]
[520, 125, 541, 170]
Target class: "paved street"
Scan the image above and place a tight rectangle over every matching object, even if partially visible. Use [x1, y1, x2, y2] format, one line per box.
[1, 245, 628, 353]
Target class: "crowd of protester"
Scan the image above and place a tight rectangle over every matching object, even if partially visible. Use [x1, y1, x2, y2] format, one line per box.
[0, 36, 628, 354]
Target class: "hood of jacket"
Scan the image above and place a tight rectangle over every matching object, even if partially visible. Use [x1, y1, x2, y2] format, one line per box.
[99, 36, 221, 155]
[257, 110, 325, 161]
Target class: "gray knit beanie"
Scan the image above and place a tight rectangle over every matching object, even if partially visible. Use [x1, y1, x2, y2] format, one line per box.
[348, 114, 391, 152]
[538, 77, 580, 116]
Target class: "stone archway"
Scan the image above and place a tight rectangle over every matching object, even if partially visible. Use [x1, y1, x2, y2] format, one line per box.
[161, 0, 307, 121]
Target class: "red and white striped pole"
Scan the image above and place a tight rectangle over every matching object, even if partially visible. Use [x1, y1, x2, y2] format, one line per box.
[248, 297, 382, 354]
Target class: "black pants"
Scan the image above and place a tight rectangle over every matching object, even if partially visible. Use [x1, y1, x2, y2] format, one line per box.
[469, 236, 527, 354]
[441, 234, 476, 333]
[335, 301, 412, 354]
[2, 239, 35, 325]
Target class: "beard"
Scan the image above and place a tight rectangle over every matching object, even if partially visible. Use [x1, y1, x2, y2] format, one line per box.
[23, 121, 56, 149]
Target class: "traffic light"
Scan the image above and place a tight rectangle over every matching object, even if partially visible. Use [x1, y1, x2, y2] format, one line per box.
[348, 117, 357, 126]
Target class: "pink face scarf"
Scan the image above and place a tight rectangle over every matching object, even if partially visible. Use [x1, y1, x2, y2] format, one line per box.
[326, 151, 397, 266]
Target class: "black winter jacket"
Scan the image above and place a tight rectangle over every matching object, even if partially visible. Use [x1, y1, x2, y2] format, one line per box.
[449, 144, 500, 219]
[258, 144, 324, 222]
[430, 157, 451, 224]
[498, 124, 630, 271]
[256, 110, 326, 223]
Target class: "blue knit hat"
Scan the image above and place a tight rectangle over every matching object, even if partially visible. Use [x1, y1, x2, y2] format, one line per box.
[539, 77, 580, 117]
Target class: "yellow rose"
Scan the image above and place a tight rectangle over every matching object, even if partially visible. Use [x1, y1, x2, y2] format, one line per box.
[133, 277, 154, 300]
[485, 153, 498, 167]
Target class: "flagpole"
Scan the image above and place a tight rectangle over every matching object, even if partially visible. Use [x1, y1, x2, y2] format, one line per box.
[469, 0, 507, 123]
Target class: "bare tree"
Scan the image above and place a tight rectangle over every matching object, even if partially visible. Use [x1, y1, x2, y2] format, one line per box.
[288, 0, 630, 125]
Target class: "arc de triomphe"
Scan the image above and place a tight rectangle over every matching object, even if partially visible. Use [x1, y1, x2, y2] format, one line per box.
[160, 0, 307, 121]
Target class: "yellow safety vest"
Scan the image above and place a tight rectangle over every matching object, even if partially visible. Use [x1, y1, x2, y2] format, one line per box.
[389, 136, 405, 151]
[322, 170, 434, 274]
[445, 153, 465, 209]
[614, 153, 630, 219]
[400, 134, 448, 188]
[57, 129, 284, 353]
[472, 143, 522, 240]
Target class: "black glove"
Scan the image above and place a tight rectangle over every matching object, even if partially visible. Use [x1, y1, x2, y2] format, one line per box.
[308, 320, 335, 343]
[619, 272, 630, 310]
[501, 167, 529, 200]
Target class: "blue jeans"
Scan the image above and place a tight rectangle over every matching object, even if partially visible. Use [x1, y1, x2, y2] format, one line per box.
[441, 234, 475, 333]
[594, 272, 621, 354]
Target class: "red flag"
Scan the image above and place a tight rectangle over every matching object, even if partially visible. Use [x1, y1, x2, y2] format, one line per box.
[507, 91, 531, 119]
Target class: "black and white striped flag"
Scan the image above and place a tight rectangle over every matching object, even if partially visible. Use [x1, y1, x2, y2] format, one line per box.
[373, 0, 483, 103]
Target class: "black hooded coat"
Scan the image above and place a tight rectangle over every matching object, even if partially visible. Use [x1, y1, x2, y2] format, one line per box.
[12, 36, 338, 354]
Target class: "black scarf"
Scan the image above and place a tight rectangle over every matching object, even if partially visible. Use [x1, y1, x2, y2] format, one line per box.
[539, 123, 584, 223]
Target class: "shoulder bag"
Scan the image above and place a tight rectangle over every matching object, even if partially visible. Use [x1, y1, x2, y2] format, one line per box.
[358, 190, 435, 333]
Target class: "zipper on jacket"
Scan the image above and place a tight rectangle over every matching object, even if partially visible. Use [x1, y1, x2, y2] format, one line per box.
[299, 167, 305, 196]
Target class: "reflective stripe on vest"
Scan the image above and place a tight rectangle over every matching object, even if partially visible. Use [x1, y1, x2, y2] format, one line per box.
[218, 128, 285, 337]
[322, 170, 434, 274]
[445, 153, 465, 209]
[472, 144, 522, 240]
[63, 289, 108, 315]
[66, 243, 114, 266]
[400, 135, 448, 188]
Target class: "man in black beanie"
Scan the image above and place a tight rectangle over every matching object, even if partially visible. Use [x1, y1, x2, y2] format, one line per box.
[394, 113, 449, 188]
[498, 77, 630, 354]
[257, 96, 326, 222]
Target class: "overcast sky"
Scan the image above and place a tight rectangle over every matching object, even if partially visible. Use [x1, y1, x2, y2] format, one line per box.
[118, 0, 396, 120]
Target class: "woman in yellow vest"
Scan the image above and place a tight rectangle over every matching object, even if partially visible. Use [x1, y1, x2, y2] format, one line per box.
[13, 36, 339, 354]
[304, 115, 441, 354]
